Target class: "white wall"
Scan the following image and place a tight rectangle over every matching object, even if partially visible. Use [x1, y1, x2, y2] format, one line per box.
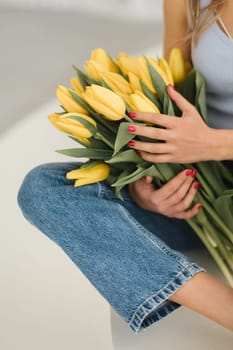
[0, 0, 163, 20]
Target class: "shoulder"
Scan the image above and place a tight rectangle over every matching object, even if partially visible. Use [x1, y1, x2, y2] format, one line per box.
[163, 0, 191, 61]
[163, 0, 188, 20]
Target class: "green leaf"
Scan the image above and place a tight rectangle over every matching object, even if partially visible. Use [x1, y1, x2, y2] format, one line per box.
[114, 168, 132, 200]
[106, 149, 143, 164]
[140, 81, 162, 111]
[145, 56, 167, 102]
[63, 114, 97, 136]
[214, 190, 233, 230]
[112, 164, 165, 187]
[162, 92, 175, 115]
[113, 122, 137, 155]
[56, 148, 113, 160]
[68, 89, 96, 115]
[195, 71, 208, 123]
[72, 67, 90, 89]
[181, 69, 196, 105]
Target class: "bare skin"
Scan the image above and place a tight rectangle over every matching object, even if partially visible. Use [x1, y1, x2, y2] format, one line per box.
[127, 0, 233, 332]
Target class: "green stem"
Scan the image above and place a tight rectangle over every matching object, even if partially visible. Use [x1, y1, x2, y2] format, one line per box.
[196, 192, 233, 243]
[124, 114, 133, 122]
[187, 218, 233, 287]
[95, 132, 114, 150]
[203, 218, 233, 271]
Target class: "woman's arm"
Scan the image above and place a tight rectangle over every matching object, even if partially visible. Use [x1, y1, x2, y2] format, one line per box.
[163, 0, 191, 61]
[127, 1, 233, 163]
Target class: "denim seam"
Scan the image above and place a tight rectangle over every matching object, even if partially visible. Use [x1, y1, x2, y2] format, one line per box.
[128, 262, 206, 333]
[117, 203, 192, 267]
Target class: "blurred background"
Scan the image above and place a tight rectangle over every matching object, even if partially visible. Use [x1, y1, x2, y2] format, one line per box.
[1, 1, 232, 350]
[0, 0, 163, 134]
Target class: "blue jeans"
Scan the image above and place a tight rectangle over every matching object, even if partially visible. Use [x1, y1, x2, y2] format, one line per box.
[17, 162, 206, 333]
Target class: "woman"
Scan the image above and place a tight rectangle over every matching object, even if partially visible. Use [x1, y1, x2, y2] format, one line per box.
[17, 0, 233, 333]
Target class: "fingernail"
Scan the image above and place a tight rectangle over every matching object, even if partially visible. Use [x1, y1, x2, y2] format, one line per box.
[167, 84, 174, 91]
[185, 169, 193, 176]
[127, 140, 135, 147]
[197, 204, 203, 209]
[128, 112, 137, 118]
[128, 125, 136, 132]
[136, 150, 142, 157]
[191, 170, 197, 178]
[194, 182, 200, 190]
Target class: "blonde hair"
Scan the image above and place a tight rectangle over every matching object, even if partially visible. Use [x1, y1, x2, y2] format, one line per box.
[185, 0, 225, 46]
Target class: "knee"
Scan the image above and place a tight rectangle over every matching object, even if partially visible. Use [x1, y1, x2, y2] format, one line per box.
[17, 163, 52, 219]
[17, 162, 69, 220]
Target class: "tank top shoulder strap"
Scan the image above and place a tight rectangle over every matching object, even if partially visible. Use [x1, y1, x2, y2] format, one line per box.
[200, 0, 212, 9]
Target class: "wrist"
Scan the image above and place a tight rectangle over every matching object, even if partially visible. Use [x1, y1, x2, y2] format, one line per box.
[208, 128, 233, 161]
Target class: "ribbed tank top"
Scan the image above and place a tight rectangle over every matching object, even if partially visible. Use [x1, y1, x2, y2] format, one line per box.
[191, 0, 233, 129]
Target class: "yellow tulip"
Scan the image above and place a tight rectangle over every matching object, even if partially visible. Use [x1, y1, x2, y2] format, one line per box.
[168, 48, 186, 84]
[91, 48, 119, 73]
[48, 112, 96, 139]
[70, 77, 84, 94]
[126, 91, 160, 113]
[56, 85, 88, 115]
[147, 57, 171, 85]
[184, 60, 193, 75]
[117, 52, 140, 76]
[66, 162, 110, 186]
[159, 58, 174, 85]
[82, 84, 126, 121]
[128, 72, 143, 93]
[137, 57, 156, 93]
[100, 71, 132, 95]
[84, 48, 119, 80]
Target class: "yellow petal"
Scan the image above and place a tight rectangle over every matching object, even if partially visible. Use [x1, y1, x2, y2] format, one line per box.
[184, 60, 193, 75]
[148, 57, 171, 85]
[117, 52, 140, 76]
[91, 48, 119, 73]
[168, 48, 186, 84]
[56, 85, 88, 114]
[128, 91, 160, 113]
[84, 60, 104, 80]
[159, 58, 174, 85]
[128, 72, 143, 93]
[137, 57, 156, 93]
[61, 112, 96, 127]
[48, 113, 93, 138]
[83, 94, 123, 120]
[83, 85, 125, 120]
[100, 71, 132, 94]
[66, 163, 110, 185]
[70, 77, 84, 94]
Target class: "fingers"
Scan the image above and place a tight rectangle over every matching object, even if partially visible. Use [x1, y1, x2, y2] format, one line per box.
[149, 169, 202, 219]
[167, 84, 195, 113]
[128, 111, 177, 129]
[155, 169, 194, 201]
[127, 123, 170, 141]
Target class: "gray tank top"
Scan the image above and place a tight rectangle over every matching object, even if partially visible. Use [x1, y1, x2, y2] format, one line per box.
[191, 0, 233, 129]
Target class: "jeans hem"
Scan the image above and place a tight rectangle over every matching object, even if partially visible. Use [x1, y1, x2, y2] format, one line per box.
[128, 262, 206, 333]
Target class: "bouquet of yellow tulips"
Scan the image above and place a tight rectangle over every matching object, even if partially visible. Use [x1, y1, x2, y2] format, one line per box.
[48, 48, 233, 286]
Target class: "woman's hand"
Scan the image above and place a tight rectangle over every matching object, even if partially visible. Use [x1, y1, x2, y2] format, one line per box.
[127, 169, 202, 219]
[127, 85, 215, 164]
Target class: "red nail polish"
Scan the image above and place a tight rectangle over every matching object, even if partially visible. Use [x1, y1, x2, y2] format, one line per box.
[128, 140, 135, 147]
[191, 170, 197, 178]
[136, 150, 142, 157]
[128, 112, 137, 118]
[197, 204, 203, 209]
[185, 169, 193, 176]
[194, 182, 200, 190]
[128, 125, 136, 132]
